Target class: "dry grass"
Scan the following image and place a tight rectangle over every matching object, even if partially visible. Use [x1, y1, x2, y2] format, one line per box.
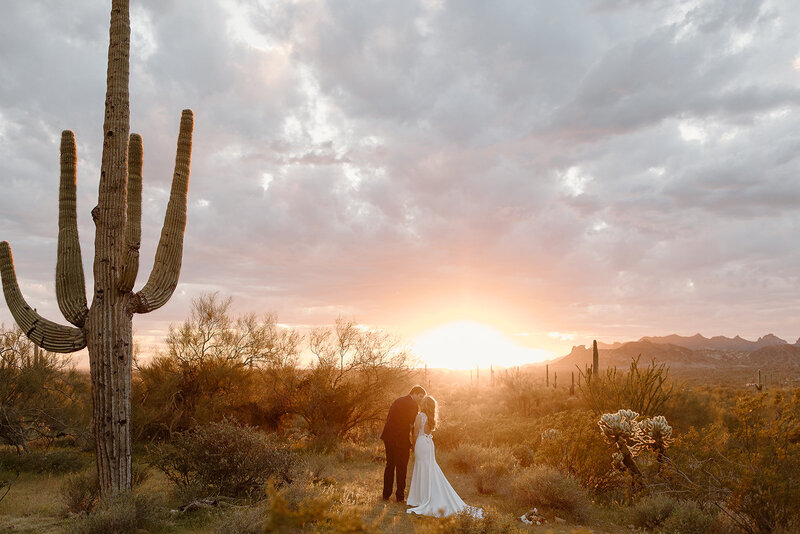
[0, 447, 626, 534]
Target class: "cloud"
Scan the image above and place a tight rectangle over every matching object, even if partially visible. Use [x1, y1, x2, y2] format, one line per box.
[2, 0, 800, 361]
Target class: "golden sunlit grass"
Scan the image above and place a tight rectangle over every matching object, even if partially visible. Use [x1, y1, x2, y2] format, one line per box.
[0, 438, 625, 534]
[0, 473, 64, 534]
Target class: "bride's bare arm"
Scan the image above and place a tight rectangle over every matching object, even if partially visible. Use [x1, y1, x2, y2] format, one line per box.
[412, 414, 422, 448]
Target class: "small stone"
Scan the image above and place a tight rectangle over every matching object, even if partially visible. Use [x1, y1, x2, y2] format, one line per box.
[555, 516, 566, 524]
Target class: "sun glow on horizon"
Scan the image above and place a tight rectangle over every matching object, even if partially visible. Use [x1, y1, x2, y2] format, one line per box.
[411, 320, 555, 369]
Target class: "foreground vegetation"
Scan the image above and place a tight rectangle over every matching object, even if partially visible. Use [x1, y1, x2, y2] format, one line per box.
[2, 295, 799, 533]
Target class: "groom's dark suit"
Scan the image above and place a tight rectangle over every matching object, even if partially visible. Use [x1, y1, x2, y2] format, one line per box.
[380, 395, 418, 501]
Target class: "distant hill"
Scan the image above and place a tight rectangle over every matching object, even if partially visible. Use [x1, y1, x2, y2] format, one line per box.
[547, 334, 800, 377]
[555, 340, 700, 371]
[639, 333, 787, 352]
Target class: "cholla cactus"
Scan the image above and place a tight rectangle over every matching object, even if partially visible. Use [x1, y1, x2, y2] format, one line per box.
[638, 415, 673, 465]
[541, 428, 561, 441]
[598, 409, 643, 479]
[611, 452, 625, 471]
[599, 410, 641, 445]
[598, 410, 675, 488]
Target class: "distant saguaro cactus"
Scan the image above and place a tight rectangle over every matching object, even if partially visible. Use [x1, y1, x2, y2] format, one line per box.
[0, 0, 193, 498]
[592, 339, 599, 377]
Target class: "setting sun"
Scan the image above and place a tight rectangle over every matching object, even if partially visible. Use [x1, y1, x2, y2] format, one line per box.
[411, 320, 555, 369]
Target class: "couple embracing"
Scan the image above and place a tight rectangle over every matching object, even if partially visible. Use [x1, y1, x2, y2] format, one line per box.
[380, 385, 482, 518]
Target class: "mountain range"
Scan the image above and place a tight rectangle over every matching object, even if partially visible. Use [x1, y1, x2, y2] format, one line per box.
[546, 333, 800, 378]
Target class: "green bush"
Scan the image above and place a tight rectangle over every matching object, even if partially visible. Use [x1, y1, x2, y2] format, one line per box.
[64, 493, 166, 534]
[0, 447, 88, 474]
[660, 500, 715, 534]
[630, 494, 677, 530]
[511, 465, 591, 522]
[149, 419, 298, 498]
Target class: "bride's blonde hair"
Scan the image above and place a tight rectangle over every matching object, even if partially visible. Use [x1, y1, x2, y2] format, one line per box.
[422, 395, 438, 433]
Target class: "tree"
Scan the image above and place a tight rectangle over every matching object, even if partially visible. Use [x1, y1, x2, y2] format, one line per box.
[0, 326, 90, 453]
[134, 293, 302, 438]
[0, 0, 193, 497]
[297, 318, 414, 442]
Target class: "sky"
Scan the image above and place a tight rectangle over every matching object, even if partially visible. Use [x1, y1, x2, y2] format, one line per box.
[1, 0, 800, 368]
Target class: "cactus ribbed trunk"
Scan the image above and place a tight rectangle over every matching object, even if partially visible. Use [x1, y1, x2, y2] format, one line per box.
[88, 0, 133, 497]
[86, 304, 133, 494]
[0, 0, 193, 500]
[592, 339, 599, 376]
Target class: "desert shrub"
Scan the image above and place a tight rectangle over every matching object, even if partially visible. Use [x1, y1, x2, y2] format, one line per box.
[297, 453, 336, 486]
[662, 386, 716, 433]
[130, 461, 151, 488]
[498, 368, 542, 417]
[212, 504, 266, 534]
[264, 486, 378, 533]
[0, 326, 92, 452]
[149, 419, 298, 498]
[579, 356, 672, 416]
[475, 460, 511, 495]
[62, 470, 101, 513]
[448, 443, 488, 473]
[64, 493, 167, 534]
[335, 440, 378, 463]
[534, 409, 619, 491]
[666, 391, 800, 533]
[296, 318, 414, 441]
[511, 465, 591, 522]
[0, 447, 88, 474]
[470, 445, 516, 494]
[659, 500, 715, 534]
[417, 508, 527, 534]
[133, 293, 302, 440]
[630, 494, 677, 530]
[511, 443, 536, 467]
[61, 463, 150, 514]
[433, 415, 540, 451]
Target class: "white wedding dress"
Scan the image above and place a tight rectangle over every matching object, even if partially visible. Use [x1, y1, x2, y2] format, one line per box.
[406, 412, 483, 518]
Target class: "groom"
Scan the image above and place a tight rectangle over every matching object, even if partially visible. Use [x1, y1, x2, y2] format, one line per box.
[380, 385, 427, 502]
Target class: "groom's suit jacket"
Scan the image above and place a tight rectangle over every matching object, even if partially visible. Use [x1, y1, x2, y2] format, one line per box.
[380, 395, 418, 449]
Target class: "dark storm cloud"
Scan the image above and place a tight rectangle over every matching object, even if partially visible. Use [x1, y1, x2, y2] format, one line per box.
[2, 0, 800, 359]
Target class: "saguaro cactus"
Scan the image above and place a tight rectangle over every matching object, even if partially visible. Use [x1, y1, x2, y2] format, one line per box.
[592, 339, 599, 376]
[0, 0, 192, 498]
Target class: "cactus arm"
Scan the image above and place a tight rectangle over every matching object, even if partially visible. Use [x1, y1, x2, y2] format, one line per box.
[117, 133, 142, 293]
[1, 242, 86, 353]
[55, 130, 89, 327]
[132, 110, 193, 314]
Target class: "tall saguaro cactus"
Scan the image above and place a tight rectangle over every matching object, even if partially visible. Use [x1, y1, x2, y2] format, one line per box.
[0, 0, 193, 498]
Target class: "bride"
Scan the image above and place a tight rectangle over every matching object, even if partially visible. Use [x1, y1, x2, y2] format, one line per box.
[406, 396, 483, 518]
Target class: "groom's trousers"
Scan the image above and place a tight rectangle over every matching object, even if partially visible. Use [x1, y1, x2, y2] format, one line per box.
[383, 441, 411, 501]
